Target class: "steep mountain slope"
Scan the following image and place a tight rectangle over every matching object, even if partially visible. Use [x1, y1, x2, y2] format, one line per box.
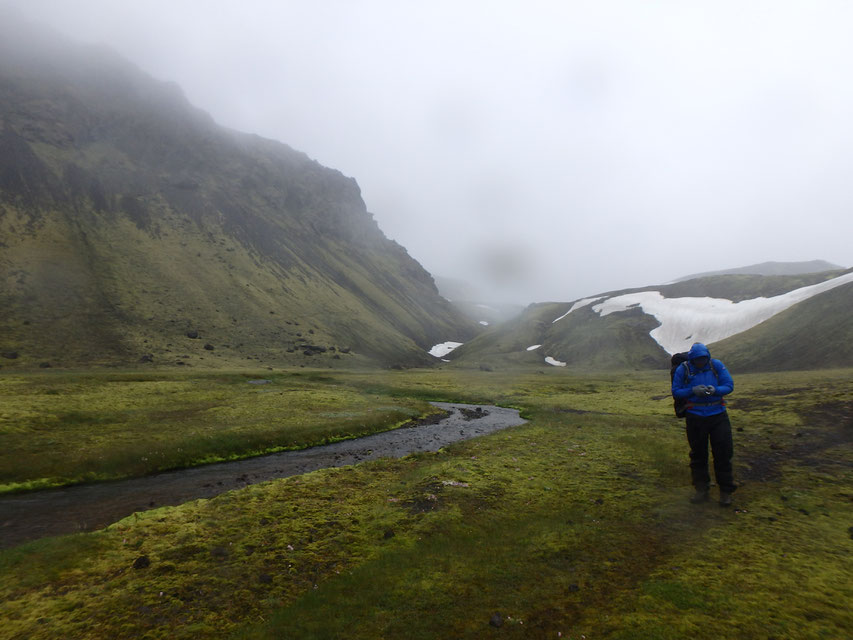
[0, 15, 477, 369]
[448, 269, 852, 371]
[711, 281, 853, 371]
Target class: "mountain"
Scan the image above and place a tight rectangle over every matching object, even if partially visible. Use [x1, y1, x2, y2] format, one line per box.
[446, 268, 853, 372]
[0, 14, 477, 369]
[674, 260, 844, 282]
[711, 281, 853, 372]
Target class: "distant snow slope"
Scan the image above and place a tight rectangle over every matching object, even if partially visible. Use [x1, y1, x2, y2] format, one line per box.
[429, 341, 464, 358]
[552, 297, 604, 323]
[571, 272, 853, 354]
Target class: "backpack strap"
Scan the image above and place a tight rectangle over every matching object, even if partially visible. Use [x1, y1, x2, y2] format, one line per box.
[683, 360, 720, 384]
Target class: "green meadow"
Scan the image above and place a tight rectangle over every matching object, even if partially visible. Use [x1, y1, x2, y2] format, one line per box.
[1, 367, 851, 639]
[0, 371, 437, 493]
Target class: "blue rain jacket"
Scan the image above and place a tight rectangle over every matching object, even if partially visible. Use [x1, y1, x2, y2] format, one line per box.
[671, 343, 734, 417]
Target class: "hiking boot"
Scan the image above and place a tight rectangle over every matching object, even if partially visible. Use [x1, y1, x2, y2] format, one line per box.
[689, 490, 710, 504]
[719, 492, 733, 507]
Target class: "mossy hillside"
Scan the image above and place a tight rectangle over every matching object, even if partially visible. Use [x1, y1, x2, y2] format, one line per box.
[712, 281, 853, 372]
[1, 367, 850, 639]
[450, 302, 668, 371]
[657, 270, 849, 302]
[447, 302, 564, 368]
[0, 30, 478, 370]
[0, 198, 469, 369]
[0, 370, 438, 493]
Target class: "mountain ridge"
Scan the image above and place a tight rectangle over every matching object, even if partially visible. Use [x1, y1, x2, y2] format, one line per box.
[674, 259, 844, 282]
[445, 268, 853, 372]
[0, 15, 478, 369]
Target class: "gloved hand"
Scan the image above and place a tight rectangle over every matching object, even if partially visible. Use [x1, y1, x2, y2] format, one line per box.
[705, 385, 716, 395]
[692, 385, 708, 396]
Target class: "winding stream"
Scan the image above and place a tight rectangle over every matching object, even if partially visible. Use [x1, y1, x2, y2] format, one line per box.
[0, 402, 525, 549]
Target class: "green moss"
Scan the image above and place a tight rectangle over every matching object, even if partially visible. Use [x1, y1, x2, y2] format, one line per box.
[0, 370, 435, 491]
[1, 367, 850, 639]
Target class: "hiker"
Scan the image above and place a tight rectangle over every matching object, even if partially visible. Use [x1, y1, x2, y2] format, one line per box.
[671, 342, 737, 506]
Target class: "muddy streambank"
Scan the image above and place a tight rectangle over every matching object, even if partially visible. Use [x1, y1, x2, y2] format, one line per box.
[0, 402, 526, 549]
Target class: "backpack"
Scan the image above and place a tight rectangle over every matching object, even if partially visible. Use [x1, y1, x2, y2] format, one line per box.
[670, 352, 720, 418]
[670, 352, 690, 418]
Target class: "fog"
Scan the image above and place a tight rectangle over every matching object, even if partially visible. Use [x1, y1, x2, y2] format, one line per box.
[5, 1, 853, 304]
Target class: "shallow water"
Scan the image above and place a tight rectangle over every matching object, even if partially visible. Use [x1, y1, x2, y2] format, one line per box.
[0, 402, 525, 549]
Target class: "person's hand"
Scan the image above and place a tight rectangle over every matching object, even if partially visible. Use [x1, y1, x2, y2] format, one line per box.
[705, 385, 716, 395]
[692, 385, 708, 396]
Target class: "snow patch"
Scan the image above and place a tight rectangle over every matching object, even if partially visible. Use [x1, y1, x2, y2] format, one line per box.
[429, 341, 464, 358]
[545, 356, 567, 367]
[592, 272, 853, 354]
[552, 296, 605, 323]
[526, 344, 542, 351]
[479, 320, 490, 326]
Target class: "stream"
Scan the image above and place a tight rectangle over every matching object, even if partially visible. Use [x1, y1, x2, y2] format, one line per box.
[0, 402, 526, 549]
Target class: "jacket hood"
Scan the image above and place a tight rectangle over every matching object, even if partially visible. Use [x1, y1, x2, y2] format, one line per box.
[688, 343, 711, 361]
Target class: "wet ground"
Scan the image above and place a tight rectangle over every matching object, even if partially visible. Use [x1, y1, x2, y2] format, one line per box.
[0, 402, 526, 549]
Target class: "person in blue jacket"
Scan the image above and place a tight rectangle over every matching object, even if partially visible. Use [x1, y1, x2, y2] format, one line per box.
[671, 342, 736, 506]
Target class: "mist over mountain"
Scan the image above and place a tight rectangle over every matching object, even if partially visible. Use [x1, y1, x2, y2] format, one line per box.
[674, 260, 844, 282]
[0, 14, 477, 369]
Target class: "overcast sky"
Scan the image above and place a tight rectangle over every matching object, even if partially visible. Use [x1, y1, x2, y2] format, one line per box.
[6, 1, 853, 303]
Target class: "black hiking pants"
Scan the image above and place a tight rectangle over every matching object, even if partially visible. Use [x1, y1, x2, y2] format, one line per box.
[685, 410, 736, 494]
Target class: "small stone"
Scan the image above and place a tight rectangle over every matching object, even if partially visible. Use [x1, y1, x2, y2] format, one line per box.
[383, 529, 395, 540]
[1, 352, 19, 360]
[133, 556, 150, 569]
[186, 330, 199, 339]
[39, 362, 51, 368]
[489, 613, 503, 628]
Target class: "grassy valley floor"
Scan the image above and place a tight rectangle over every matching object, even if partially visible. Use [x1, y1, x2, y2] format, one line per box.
[0, 367, 851, 639]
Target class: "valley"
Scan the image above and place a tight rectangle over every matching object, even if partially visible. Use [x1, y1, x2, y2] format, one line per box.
[1, 366, 850, 639]
[1, 11, 851, 639]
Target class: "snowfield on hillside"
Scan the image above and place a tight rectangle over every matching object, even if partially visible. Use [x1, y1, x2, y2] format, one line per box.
[428, 341, 464, 358]
[581, 272, 853, 354]
[429, 272, 851, 365]
[552, 296, 604, 323]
